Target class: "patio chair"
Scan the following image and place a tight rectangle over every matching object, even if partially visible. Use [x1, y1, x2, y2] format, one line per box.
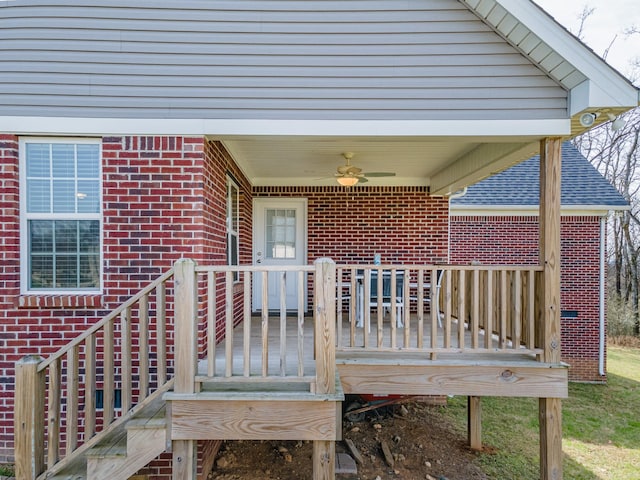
[369, 270, 404, 327]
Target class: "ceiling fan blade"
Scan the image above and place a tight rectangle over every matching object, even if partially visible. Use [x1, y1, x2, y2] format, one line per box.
[358, 176, 369, 183]
[362, 172, 396, 177]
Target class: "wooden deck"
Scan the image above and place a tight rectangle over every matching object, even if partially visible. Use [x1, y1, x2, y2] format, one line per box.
[202, 312, 568, 399]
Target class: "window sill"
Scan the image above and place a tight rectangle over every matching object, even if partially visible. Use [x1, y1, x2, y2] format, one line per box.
[18, 294, 103, 309]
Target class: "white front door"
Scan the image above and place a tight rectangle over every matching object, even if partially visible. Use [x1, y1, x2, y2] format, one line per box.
[253, 198, 307, 312]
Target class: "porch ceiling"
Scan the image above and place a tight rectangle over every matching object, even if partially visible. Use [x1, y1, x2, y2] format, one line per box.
[218, 135, 543, 194]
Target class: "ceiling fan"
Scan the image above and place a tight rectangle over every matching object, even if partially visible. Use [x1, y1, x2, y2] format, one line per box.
[334, 152, 396, 186]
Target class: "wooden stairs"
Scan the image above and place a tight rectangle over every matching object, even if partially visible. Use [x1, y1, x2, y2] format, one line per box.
[41, 394, 169, 480]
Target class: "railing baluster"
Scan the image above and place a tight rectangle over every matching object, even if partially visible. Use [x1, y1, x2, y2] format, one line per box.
[121, 307, 132, 413]
[472, 269, 479, 348]
[261, 271, 269, 376]
[47, 357, 61, 466]
[243, 271, 252, 377]
[485, 271, 493, 349]
[225, 271, 234, 377]
[458, 270, 466, 348]
[298, 270, 305, 377]
[390, 268, 397, 348]
[207, 271, 217, 377]
[417, 268, 424, 349]
[514, 271, 522, 348]
[377, 268, 384, 348]
[66, 346, 79, 452]
[280, 271, 287, 376]
[350, 269, 357, 347]
[336, 267, 343, 349]
[84, 335, 96, 440]
[403, 270, 410, 348]
[363, 269, 370, 349]
[156, 281, 167, 386]
[103, 320, 114, 425]
[444, 269, 452, 349]
[529, 270, 537, 350]
[139, 294, 149, 398]
[430, 267, 438, 358]
[500, 270, 508, 349]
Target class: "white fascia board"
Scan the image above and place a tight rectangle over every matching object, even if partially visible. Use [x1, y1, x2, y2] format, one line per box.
[450, 204, 630, 216]
[0, 116, 570, 138]
[493, 0, 638, 109]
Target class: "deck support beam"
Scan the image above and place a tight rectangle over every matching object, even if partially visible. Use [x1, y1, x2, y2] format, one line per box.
[467, 396, 482, 450]
[538, 137, 563, 480]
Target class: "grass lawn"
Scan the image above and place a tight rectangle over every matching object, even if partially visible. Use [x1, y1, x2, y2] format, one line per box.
[442, 346, 640, 479]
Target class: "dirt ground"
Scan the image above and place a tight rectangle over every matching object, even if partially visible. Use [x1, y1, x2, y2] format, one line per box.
[209, 397, 489, 480]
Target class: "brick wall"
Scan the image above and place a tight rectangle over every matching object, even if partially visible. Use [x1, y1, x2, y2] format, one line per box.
[450, 215, 605, 382]
[0, 135, 19, 463]
[254, 186, 449, 265]
[0, 136, 254, 472]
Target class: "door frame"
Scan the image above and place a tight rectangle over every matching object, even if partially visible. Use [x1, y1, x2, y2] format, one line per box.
[252, 197, 308, 312]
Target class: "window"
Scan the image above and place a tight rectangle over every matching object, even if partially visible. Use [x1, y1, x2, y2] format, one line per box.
[226, 176, 240, 279]
[20, 139, 102, 293]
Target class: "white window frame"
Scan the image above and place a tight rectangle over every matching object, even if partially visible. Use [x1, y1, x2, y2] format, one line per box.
[226, 175, 240, 281]
[19, 137, 103, 294]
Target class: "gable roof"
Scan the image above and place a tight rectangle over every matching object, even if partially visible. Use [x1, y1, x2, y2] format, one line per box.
[0, 0, 637, 195]
[450, 141, 629, 214]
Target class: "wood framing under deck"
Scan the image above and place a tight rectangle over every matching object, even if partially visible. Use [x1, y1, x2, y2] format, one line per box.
[336, 354, 568, 398]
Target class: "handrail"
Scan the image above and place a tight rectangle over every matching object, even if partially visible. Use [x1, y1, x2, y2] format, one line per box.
[38, 268, 175, 372]
[16, 268, 176, 479]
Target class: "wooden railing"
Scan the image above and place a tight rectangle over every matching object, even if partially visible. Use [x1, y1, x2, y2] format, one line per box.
[336, 265, 544, 358]
[15, 269, 175, 480]
[172, 259, 336, 394]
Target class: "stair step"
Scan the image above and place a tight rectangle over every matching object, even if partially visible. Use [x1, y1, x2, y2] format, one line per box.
[85, 442, 127, 459]
[85, 430, 127, 460]
[126, 417, 166, 430]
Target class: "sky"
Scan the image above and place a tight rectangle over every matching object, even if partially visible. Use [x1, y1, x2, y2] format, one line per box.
[534, 0, 639, 80]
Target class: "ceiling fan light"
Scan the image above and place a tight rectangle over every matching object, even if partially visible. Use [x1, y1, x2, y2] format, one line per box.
[337, 176, 359, 187]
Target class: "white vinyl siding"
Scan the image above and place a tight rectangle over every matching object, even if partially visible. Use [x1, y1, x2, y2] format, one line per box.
[0, 0, 568, 121]
[20, 138, 102, 293]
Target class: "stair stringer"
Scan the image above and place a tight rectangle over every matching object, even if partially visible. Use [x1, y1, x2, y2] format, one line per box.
[38, 381, 174, 480]
[86, 419, 167, 480]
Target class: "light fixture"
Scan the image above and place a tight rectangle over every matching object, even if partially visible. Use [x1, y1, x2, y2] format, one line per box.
[336, 176, 359, 187]
[607, 113, 626, 131]
[579, 112, 598, 127]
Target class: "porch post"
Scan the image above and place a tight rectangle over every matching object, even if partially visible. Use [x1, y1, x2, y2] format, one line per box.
[14, 355, 45, 480]
[313, 258, 336, 480]
[538, 138, 563, 480]
[172, 258, 198, 480]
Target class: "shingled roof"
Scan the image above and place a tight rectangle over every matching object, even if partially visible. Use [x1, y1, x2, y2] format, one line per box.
[450, 141, 628, 211]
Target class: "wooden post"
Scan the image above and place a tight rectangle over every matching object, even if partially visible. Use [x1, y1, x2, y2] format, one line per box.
[314, 258, 336, 395]
[467, 396, 482, 451]
[172, 258, 198, 480]
[15, 355, 45, 480]
[313, 258, 336, 480]
[539, 138, 563, 480]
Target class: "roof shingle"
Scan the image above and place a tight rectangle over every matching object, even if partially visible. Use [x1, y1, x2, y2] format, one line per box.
[450, 142, 628, 209]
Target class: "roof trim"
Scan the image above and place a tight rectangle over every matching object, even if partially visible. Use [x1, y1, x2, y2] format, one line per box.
[450, 204, 630, 216]
[463, 0, 639, 115]
[0, 116, 570, 137]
